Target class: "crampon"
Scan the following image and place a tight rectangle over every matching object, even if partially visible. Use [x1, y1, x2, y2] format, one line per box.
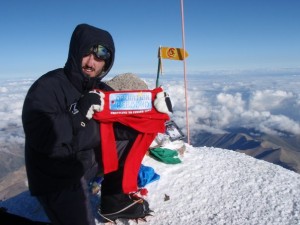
[98, 192, 153, 224]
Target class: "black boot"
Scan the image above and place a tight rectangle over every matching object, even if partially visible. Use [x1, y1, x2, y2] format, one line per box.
[99, 193, 152, 222]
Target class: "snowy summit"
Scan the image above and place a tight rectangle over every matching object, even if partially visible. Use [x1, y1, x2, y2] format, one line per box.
[1, 140, 300, 225]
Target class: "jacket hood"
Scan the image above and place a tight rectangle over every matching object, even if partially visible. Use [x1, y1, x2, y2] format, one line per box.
[64, 24, 115, 93]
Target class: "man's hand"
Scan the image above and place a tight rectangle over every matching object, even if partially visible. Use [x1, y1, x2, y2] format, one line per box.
[154, 91, 173, 115]
[76, 90, 105, 119]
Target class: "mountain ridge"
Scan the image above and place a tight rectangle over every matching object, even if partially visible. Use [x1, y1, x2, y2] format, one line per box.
[192, 130, 300, 173]
[192, 129, 300, 173]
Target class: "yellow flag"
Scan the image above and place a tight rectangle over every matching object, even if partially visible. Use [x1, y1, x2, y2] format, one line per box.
[160, 47, 188, 60]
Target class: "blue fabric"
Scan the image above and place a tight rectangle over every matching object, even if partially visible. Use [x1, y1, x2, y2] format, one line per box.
[138, 164, 160, 187]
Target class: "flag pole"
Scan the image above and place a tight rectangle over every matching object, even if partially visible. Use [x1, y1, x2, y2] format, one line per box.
[156, 46, 162, 87]
[180, 0, 190, 144]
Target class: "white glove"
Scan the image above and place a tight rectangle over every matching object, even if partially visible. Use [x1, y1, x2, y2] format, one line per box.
[76, 90, 105, 119]
[154, 91, 173, 115]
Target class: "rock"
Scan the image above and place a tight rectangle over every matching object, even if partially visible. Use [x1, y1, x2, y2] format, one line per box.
[105, 73, 148, 90]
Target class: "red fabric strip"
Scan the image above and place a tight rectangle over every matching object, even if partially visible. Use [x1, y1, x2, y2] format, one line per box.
[93, 88, 170, 193]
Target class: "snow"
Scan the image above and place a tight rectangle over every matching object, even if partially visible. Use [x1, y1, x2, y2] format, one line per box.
[1, 140, 300, 225]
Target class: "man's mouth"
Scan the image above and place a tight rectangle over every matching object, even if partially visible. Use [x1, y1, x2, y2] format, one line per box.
[82, 66, 95, 72]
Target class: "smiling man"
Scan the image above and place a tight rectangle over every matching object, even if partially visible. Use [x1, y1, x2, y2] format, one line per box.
[81, 45, 110, 77]
[22, 24, 117, 225]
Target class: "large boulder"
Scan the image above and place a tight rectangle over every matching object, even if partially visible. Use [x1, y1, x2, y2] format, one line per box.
[105, 73, 148, 90]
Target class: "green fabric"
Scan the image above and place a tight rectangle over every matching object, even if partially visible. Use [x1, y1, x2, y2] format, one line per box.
[149, 148, 182, 164]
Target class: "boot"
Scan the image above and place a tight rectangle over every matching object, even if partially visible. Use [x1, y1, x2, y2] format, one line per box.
[99, 193, 152, 222]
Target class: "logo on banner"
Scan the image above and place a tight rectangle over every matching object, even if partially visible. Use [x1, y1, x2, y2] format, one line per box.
[109, 92, 152, 114]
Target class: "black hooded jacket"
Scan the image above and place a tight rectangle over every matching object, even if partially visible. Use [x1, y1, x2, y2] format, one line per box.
[22, 24, 115, 195]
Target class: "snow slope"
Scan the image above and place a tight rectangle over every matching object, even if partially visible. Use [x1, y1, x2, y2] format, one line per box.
[1, 142, 300, 225]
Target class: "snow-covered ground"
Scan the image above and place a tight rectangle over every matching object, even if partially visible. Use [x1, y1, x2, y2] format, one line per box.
[1, 140, 300, 225]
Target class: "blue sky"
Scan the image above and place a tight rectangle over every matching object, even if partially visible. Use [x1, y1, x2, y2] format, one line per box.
[0, 0, 299, 79]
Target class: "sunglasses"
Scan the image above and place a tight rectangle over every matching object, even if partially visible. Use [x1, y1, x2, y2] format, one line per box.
[87, 45, 111, 60]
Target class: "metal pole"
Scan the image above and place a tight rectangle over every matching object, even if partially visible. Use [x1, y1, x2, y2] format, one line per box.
[180, 0, 190, 144]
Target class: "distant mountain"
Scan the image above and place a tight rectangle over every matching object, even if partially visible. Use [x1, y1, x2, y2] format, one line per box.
[0, 144, 24, 182]
[192, 130, 300, 173]
[0, 166, 27, 201]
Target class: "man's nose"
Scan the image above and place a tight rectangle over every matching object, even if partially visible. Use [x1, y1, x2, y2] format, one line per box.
[86, 54, 96, 64]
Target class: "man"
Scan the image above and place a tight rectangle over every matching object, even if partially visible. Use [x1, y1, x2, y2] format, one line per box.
[22, 24, 172, 225]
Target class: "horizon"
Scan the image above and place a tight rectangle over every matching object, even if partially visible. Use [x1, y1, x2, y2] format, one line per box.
[1, 68, 300, 82]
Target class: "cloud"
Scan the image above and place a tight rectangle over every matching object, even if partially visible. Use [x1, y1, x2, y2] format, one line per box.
[0, 79, 32, 158]
[0, 75, 299, 155]
[249, 90, 294, 111]
[155, 74, 300, 137]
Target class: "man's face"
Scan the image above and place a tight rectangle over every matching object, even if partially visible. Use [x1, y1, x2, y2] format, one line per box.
[81, 54, 106, 78]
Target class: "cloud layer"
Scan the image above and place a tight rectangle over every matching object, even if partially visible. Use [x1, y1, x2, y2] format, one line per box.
[147, 73, 300, 137]
[0, 74, 299, 158]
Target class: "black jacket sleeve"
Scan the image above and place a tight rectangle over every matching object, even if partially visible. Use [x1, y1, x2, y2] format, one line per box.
[22, 73, 100, 159]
